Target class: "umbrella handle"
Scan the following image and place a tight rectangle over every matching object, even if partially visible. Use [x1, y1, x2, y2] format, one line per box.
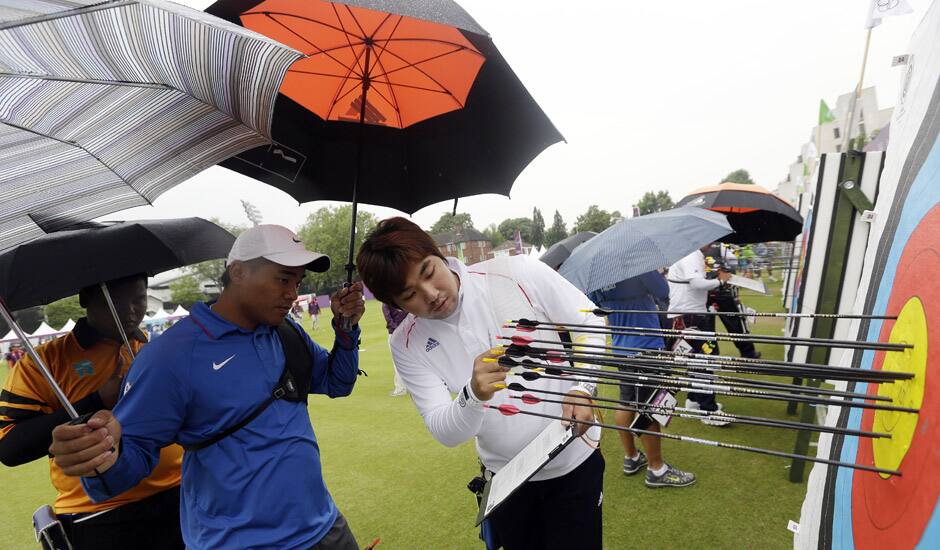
[340, 282, 353, 331]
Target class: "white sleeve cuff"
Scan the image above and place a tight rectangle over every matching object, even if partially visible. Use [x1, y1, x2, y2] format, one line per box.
[461, 381, 486, 410]
[572, 383, 597, 398]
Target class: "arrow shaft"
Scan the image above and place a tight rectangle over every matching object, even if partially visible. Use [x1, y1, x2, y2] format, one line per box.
[484, 404, 900, 476]
[590, 309, 896, 320]
[515, 348, 893, 400]
[501, 336, 911, 381]
[507, 368, 918, 414]
[510, 322, 910, 352]
[510, 394, 888, 438]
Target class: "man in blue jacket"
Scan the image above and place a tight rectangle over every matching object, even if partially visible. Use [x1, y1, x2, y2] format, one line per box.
[49, 225, 366, 550]
[589, 270, 695, 488]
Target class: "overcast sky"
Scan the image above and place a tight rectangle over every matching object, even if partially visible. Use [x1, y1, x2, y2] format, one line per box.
[112, 0, 925, 233]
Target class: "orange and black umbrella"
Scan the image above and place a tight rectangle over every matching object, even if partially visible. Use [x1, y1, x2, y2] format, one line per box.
[206, 0, 563, 281]
[676, 182, 802, 244]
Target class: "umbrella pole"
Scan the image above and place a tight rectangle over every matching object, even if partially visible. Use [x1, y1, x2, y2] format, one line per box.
[0, 298, 78, 418]
[342, 45, 372, 330]
[99, 282, 135, 361]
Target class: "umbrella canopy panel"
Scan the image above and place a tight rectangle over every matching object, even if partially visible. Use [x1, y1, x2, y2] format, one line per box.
[558, 207, 732, 294]
[677, 182, 803, 244]
[242, 0, 486, 128]
[206, 0, 564, 215]
[0, 0, 301, 252]
[0, 218, 235, 310]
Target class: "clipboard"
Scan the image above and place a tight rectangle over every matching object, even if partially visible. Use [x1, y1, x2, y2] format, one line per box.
[475, 421, 579, 525]
[727, 274, 767, 294]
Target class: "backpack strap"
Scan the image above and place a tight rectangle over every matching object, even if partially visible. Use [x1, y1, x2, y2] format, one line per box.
[182, 321, 312, 452]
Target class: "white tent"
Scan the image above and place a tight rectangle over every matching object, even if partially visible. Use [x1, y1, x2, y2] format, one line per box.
[1, 329, 18, 343]
[29, 322, 60, 341]
[59, 319, 76, 333]
[169, 305, 189, 318]
[151, 308, 169, 321]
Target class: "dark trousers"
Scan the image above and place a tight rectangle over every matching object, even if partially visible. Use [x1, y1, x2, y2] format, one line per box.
[309, 512, 359, 550]
[681, 314, 721, 412]
[61, 486, 183, 550]
[487, 451, 604, 550]
[710, 291, 758, 358]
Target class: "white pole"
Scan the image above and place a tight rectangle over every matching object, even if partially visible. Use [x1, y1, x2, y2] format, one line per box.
[841, 28, 873, 151]
[99, 282, 135, 361]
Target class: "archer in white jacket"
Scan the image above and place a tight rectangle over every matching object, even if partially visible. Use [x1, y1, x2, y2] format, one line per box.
[357, 217, 606, 550]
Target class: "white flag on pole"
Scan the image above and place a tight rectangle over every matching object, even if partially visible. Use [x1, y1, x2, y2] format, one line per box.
[866, 0, 914, 28]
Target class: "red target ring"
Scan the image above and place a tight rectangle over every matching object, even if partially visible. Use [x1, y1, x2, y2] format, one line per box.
[852, 205, 940, 548]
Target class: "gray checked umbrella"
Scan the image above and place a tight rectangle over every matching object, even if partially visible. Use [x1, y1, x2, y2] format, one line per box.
[558, 207, 732, 294]
[0, 0, 302, 252]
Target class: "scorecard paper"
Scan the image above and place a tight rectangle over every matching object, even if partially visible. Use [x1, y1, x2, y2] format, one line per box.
[727, 274, 767, 294]
[475, 421, 576, 524]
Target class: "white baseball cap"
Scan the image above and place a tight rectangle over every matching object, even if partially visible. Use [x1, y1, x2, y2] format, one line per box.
[227, 225, 330, 272]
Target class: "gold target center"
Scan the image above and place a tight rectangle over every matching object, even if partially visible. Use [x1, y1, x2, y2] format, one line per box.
[872, 297, 928, 479]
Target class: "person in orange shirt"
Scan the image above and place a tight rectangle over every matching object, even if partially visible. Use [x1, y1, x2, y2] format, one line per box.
[0, 274, 183, 549]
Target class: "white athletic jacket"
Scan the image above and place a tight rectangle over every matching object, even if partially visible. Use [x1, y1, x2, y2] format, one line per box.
[390, 256, 605, 480]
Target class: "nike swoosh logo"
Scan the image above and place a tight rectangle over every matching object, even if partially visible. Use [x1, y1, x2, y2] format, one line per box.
[213, 354, 236, 371]
[292, 237, 302, 243]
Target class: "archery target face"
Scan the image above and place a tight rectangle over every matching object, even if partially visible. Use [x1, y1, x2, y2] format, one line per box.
[870, 297, 926, 479]
[851, 205, 940, 549]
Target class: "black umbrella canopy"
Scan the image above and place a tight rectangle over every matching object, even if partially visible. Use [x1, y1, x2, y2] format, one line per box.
[205, 0, 564, 214]
[539, 232, 597, 270]
[676, 183, 803, 244]
[0, 218, 235, 310]
[221, 0, 490, 34]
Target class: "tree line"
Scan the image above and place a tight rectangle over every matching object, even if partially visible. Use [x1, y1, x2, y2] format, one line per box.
[2, 168, 756, 327]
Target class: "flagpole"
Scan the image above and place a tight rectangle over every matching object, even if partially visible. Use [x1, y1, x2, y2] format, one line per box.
[841, 28, 873, 151]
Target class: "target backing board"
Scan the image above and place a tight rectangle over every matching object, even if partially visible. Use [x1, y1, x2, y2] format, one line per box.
[796, 4, 940, 547]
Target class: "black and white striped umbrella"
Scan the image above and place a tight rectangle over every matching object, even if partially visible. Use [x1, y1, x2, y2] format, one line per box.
[0, 0, 302, 252]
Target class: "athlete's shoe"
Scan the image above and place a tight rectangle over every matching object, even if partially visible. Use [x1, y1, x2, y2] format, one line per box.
[645, 464, 697, 488]
[623, 450, 648, 475]
[700, 403, 732, 427]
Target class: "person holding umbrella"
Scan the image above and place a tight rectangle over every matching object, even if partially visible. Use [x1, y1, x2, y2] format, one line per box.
[588, 272, 697, 488]
[357, 217, 605, 550]
[0, 274, 184, 549]
[48, 225, 366, 550]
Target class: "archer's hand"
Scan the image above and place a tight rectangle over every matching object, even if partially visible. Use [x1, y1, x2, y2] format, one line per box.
[50, 411, 121, 477]
[470, 349, 508, 401]
[561, 390, 594, 435]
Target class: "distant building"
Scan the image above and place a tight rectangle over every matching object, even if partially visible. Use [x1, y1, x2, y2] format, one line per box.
[147, 268, 220, 314]
[779, 86, 892, 203]
[813, 87, 892, 154]
[491, 240, 534, 258]
[431, 227, 492, 265]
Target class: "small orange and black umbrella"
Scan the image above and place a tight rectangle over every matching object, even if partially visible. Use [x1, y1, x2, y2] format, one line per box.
[206, 0, 563, 281]
[676, 182, 802, 244]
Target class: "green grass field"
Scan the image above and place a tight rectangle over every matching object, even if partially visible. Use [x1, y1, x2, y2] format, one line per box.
[0, 277, 809, 549]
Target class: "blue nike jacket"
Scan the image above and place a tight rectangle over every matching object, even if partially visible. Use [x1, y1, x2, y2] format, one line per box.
[82, 302, 360, 549]
[589, 271, 669, 351]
